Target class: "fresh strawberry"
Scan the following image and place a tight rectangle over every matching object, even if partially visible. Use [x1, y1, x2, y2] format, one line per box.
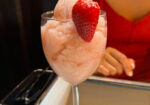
[72, 0, 100, 42]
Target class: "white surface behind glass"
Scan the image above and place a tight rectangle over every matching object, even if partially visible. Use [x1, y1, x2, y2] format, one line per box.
[40, 77, 71, 105]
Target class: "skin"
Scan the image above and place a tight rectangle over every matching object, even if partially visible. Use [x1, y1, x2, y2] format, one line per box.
[96, 47, 135, 77]
[96, 0, 150, 77]
[105, 0, 150, 22]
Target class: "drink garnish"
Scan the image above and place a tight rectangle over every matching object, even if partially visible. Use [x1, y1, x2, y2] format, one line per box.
[72, 0, 100, 42]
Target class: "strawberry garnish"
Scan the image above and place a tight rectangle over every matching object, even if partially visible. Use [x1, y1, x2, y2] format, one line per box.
[72, 0, 100, 42]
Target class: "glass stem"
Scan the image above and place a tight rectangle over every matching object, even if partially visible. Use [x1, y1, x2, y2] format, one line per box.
[72, 85, 79, 105]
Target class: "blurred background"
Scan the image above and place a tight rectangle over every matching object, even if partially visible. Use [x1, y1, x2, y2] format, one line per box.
[0, 0, 58, 99]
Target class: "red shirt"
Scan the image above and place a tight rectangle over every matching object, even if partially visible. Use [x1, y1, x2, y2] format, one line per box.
[99, 0, 150, 82]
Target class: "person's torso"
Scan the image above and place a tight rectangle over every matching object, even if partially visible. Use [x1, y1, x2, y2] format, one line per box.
[99, 0, 150, 82]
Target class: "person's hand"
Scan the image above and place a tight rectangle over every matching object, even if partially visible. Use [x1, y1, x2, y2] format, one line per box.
[95, 47, 135, 77]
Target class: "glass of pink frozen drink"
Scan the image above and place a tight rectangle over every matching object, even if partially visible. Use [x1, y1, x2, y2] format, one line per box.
[41, 0, 107, 104]
[41, 11, 107, 85]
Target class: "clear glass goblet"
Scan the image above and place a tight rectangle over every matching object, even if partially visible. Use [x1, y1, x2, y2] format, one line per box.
[41, 10, 107, 105]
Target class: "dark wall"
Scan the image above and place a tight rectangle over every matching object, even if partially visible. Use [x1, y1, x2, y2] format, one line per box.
[0, 0, 57, 99]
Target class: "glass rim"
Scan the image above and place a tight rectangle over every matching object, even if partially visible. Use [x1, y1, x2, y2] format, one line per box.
[41, 10, 106, 21]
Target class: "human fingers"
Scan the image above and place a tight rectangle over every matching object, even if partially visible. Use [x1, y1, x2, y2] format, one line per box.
[102, 59, 118, 76]
[97, 65, 109, 76]
[106, 47, 134, 77]
[128, 58, 135, 70]
[103, 52, 123, 75]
